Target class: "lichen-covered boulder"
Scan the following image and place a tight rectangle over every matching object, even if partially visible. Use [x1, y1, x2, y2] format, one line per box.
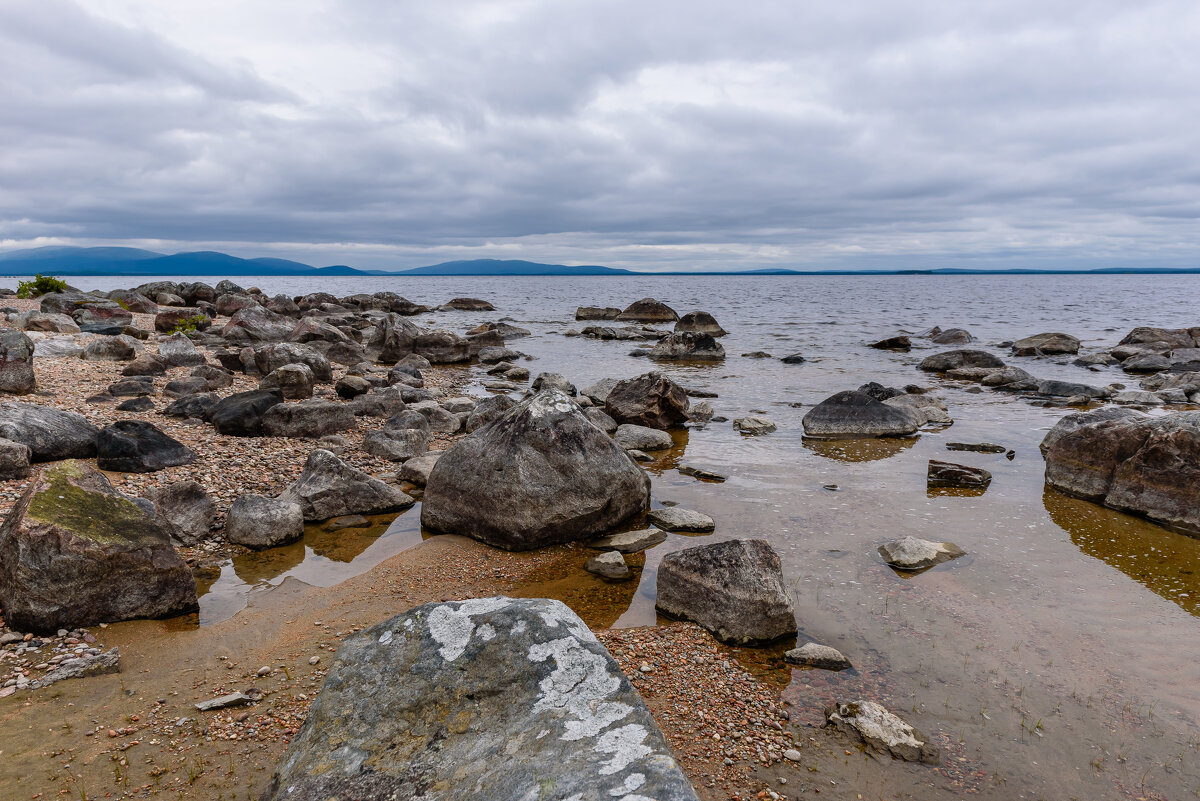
[0, 401, 99, 461]
[367, 314, 421, 363]
[0, 461, 197, 633]
[802, 390, 921, 438]
[421, 390, 650, 550]
[604, 371, 690, 430]
[825, 701, 940, 764]
[655, 538, 796, 645]
[279, 449, 413, 521]
[0, 328, 36, 394]
[260, 597, 698, 801]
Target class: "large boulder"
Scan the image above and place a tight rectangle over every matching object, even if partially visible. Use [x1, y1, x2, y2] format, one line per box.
[1039, 407, 1144, 455]
[802, 390, 921, 438]
[96, 421, 196, 472]
[1012, 332, 1080, 355]
[221, 306, 295, 342]
[367, 314, 420, 363]
[260, 597, 698, 801]
[259, 363, 315, 399]
[649, 332, 725, 360]
[674, 311, 727, 336]
[157, 332, 207, 367]
[422, 390, 650, 550]
[108, 289, 157, 314]
[210, 389, 285, 436]
[82, 334, 141, 362]
[362, 428, 429, 461]
[144, 481, 217, 546]
[17, 311, 79, 334]
[253, 342, 333, 382]
[0, 402, 99, 461]
[616, 297, 679, 322]
[0, 461, 197, 633]
[224, 494, 304, 550]
[605, 371, 690, 430]
[279, 449, 413, 521]
[262, 400, 357, 439]
[413, 329, 470, 363]
[71, 300, 133, 331]
[0, 438, 31, 480]
[0, 328, 36, 394]
[154, 308, 211, 334]
[918, 350, 1006, 372]
[655, 539, 796, 645]
[1044, 411, 1200, 535]
[443, 297, 495, 311]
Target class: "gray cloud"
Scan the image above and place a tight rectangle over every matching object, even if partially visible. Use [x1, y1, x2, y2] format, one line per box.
[0, 0, 1197, 270]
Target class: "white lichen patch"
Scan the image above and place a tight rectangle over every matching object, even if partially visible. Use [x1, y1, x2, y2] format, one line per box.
[378, 630, 393, 645]
[477, 623, 497, 641]
[595, 724, 653, 775]
[427, 597, 511, 662]
[609, 772, 646, 796]
[529, 637, 630, 741]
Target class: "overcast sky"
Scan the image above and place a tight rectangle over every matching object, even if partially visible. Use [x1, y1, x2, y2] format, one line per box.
[0, 0, 1197, 271]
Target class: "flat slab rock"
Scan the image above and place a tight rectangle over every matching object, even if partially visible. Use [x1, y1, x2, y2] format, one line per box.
[825, 700, 940, 764]
[647, 506, 715, 533]
[878, 536, 965, 571]
[927, 459, 991, 489]
[261, 597, 699, 801]
[785, 643, 852, 671]
[589, 527, 668, 553]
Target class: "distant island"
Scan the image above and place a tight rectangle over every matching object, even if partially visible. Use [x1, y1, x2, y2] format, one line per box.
[0, 245, 1197, 277]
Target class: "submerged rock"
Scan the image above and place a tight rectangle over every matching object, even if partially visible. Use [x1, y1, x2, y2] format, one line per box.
[422, 390, 650, 550]
[0, 461, 197, 633]
[649, 332, 725, 360]
[868, 335, 911, 351]
[588, 527, 668, 553]
[225, 494, 304, 550]
[655, 539, 796, 645]
[877, 536, 965, 570]
[825, 701, 940, 764]
[260, 597, 698, 801]
[616, 297, 679, 322]
[280, 449, 413, 521]
[802, 390, 920, 438]
[647, 506, 715, 532]
[927, 460, 991, 489]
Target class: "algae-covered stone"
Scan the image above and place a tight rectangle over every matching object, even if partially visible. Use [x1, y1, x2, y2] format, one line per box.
[261, 597, 698, 801]
[0, 461, 197, 633]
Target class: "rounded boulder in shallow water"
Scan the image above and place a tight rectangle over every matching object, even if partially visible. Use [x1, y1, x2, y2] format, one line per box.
[0, 460, 198, 633]
[918, 349, 1006, 372]
[616, 297, 679, 322]
[259, 597, 699, 801]
[674, 310, 727, 336]
[422, 390, 650, 551]
[585, 550, 631, 579]
[614, 423, 672, 451]
[647, 506, 715, 532]
[802, 390, 920, 438]
[877, 536, 965, 570]
[224, 494, 304, 550]
[655, 538, 796, 645]
[96, 420, 196, 473]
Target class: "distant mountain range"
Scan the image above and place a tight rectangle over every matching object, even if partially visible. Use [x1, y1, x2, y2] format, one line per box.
[0, 246, 1197, 277]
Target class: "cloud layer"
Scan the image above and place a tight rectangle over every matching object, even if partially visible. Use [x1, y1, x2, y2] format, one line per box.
[1, 0, 1197, 270]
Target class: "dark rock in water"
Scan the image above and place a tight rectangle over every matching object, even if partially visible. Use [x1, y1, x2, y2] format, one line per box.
[1035, 379, 1106, 399]
[575, 305, 621, 320]
[605, 371, 690, 430]
[422, 390, 650, 550]
[647, 506, 715, 532]
[115, 396, 155, 413]
[210, 389, 284, 436]
[802, 390, 920, 438]
[259, 597, 699, 801]
[927, 459, 991, 489]
[825, 701, 940, 764]
[280, 449, 413, 521]
[442, 297, 494, 311]
[918, 349, 1006, 372]
[616, 297, 679, 322]
[614, 423, 672, 451]
[930, 328, 974, 345]
[878, 536, 965, 570]
[1012, 332, 1080, 355]
[780, 352, 807, 364]
[163, 392, 220, 421]
[675, 310, 727, 336]
[145, 481, 216, 546]
[857, 381, 904, 401]
[224, 494, 304, 549]
[413, 329, 470, 363]
[589, 527, 668, 553]
[531, 371, 577, 395]
[0, 402, 99, 461]
[678, 464, 726, 482]
[262, 400, 357, 439]
[0, 438, 31, 480]
[96, 421, 196, 473]
[1118, 326, 1198, 350]
[742, 351, 772, 358]
[0, 461, 197, 633]
[0, 328, 36, 395]
[655, 539, 796, 645]
[649, 332, 725, 360]
[946, 442, 1007, 454]
[1044, 410, 1200, 535]
[868, 335, 911, 351]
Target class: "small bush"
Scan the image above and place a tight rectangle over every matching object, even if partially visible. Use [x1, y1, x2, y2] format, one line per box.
[16, 273, 68, 298]
[168, 314, 208, 338]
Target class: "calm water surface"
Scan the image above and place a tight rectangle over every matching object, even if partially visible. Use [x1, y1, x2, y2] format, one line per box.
[18, 273, 1200, 799]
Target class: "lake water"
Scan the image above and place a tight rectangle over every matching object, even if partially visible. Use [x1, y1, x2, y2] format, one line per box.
[8, 273, 1200, 798]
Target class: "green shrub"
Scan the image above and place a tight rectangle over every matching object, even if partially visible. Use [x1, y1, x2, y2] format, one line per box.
[16, 273, 68, 298]
[168, 314, 208, 337]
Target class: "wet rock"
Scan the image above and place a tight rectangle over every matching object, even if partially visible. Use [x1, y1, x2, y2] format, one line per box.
[1112, 389, 1164, 405]
[616, 297, 679, 322]
[825, 701, 939, 763]
[647, 507, 715, 532]
[531, 371, 577, 396]
[1012, 332, 1080, 355]
[918, 349, 1006, 372]
[927, 460, 991, 489]
[877, 536, 965, 570]
[585, 550, 631, 579]
[96, 421, 196, 473]
[1035, 379, 1106, 399]
[0, 402, 99, 461]
[157, 332, 207, 367]
[656, 539, 795, 645]
[1122, 353, 1171, 373]
[145, 481, 217, 546]
[733, 415, 776, 435]
[0, 438, 31, 480]
[575, 306, 621, 320]
[979, 366, 1035, 387]
[397, 451, 441, 486]
[422, 390, 650, 550]
[588, 527, 667, 553]
[605, 371, 690, 430]
[678, 464, 726, 482]
[0, 461, 197, 633]
[614, 423, 672, 451]
[802, 390, 920, 438]
[883, 394, 951, 425]
[210, 389, 284, 436]
[675, 311, 727, 337]
[868, 335, 911, 350]
[0, 328, 36, 394]
[785, 643, 852, 671]
[262, 400, 357, 439]
[363, 427, 429, 461]
[649, 332, 725, 360]
[260, 597, 698, 801]
[443, 297, 494, 311]
[946, 442, 1007, 454]
[82, 335, 141, 362]
[259, 363, 315, 399]
[477, 345, 521, 363]
[580, 377, 620, 405]
[930, 328, 973, 345]
[224, 494, 304, 549]
[281, 449, 414, 521]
